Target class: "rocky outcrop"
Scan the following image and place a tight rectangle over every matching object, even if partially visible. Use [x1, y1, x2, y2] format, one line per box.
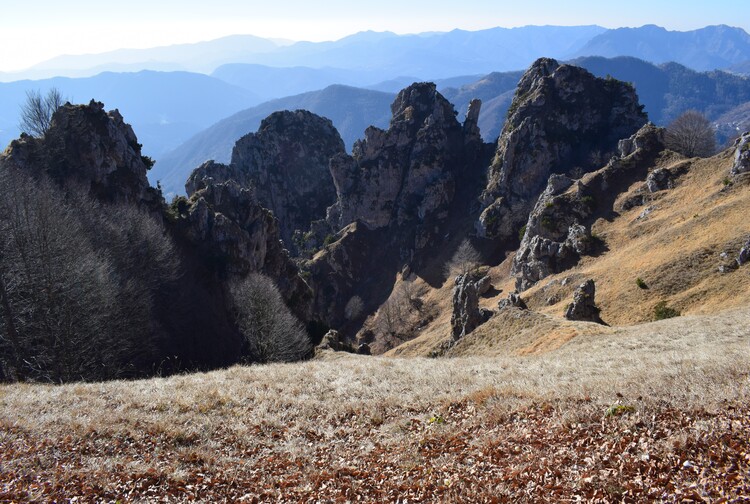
[512, 124, 665, 291]
[326, 82, 484, 250]
[186, 110, 346, 251]
[731, 132, 750, 176]
[450, 273, 493, 339]
[478, 58, 648, 241]
[498, 292, 528, 310]
[564, 279, 604, 324]
[511, 175, 593, 292]
[308, 83, 490, 333]
[180, 178, 311, 318]
[0, 100, 159, 206]
[738, 238, 750, 267]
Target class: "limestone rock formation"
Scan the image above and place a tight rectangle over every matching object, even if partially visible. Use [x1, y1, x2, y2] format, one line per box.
[1, 100, 159, 206]
[512, 124, 665, 291]
[478, 58, 648, 241]
[181, 178, 311, 318]
[564, 279, 604, 324]
[731, 132, 750, 176]
[308, 83, 490, 332]
[326, 82, 484, 249]
[511, 175, 592, 292]
[450, 273, 493, 339]
[186, 110, 346, 251]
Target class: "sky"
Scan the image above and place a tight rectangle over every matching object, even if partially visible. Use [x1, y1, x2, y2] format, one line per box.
[1, 0, 749, 72]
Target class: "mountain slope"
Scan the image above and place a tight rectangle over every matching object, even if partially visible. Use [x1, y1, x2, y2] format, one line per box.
[0, 71, 260, 158]
[152, 85, 395, 196]
[387, 147, 750, 358]
[575, 24, 750, 71]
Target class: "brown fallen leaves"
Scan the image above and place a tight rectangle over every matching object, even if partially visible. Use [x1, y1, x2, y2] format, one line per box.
[2, 398, 749, 503]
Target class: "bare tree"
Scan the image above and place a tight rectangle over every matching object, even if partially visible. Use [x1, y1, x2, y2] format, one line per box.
[344, 296, 364, 321]
[0, 168, 145, 382]
[18, 88, 66, 137]
[230, 273, 311, 363]
[665, 110, 717, 158]
[444, 239, 481, 279]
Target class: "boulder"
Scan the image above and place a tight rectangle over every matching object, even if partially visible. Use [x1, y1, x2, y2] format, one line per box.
[564, 279, 605, 324]
[451, 273, 493, 339]
[737, 238, 750, 266]
[498, 292, 528, 310]
[731, 132, 750, 176]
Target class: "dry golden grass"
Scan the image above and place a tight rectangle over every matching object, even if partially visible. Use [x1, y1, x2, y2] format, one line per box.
[2, 305, 749, 501]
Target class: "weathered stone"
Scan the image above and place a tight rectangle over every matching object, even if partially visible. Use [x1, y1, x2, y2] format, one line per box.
[646, 167, 674, 192]
[181, 178, 312, 318]
[1, 100, 159, 207]
[737, 238, 750, 266]
[498, 292, 528, 310]
[451, 273, 484, 339]
[512, 124, 666, 291]
[476, 275, 492, 295]
[564, 279, 604, 324]
[357, 343, 372, 355]
[731, 132, 750, 176]
[478, 58, 647, 240]
[186, 110, 346, 252]
[316, 330, 343, 352]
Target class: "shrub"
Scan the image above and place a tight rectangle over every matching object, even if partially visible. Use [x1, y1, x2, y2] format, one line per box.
[444, 239, 481, 278]
[653, 301, 680, 320]
[230, 273, 311, 363]
[344, 296, 364, 320]
[518, 224, 527, 242]
[636, 278, 648, 289]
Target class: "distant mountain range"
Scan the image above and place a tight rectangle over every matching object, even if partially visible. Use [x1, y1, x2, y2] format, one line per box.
[3, 24, 750, 85]
[151, 85, 395, 196]
[0, 71, 260, 158]
[573, 24, 750, 71]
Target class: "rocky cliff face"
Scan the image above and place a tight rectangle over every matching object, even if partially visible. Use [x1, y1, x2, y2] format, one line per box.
[308, 83, 489, 330]
[181, 177, 312, 320]
[478, 58, 648, 241]
[1, 100, 159, 206]
[186, 110, 345, 252]
[327, 83, 485, 250]
[512, 123, 665, 291]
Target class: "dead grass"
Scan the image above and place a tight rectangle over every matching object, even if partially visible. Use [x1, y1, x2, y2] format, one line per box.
[1, 306, 749, 501]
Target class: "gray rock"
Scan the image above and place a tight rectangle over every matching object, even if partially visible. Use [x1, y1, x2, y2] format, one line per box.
[731, 132, 750, 176]
[477, 58, 648, 240]
[737, 238, 750, 266]
[357, 343, 372, 356]
[646, 167, 674, 192]
[476, 275, 492, 295]
[564, 279, 604, 324]
[451, 273, 486, 339]
[317, 330, 343, 352]
[498, 292, 528, 310]
[186, 110, 346, 253]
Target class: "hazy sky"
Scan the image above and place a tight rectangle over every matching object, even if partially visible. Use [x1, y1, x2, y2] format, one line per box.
[1, 0, 748, 72]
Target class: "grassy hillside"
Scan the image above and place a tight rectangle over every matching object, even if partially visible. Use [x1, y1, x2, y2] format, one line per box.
[1, 306, 748, 501]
